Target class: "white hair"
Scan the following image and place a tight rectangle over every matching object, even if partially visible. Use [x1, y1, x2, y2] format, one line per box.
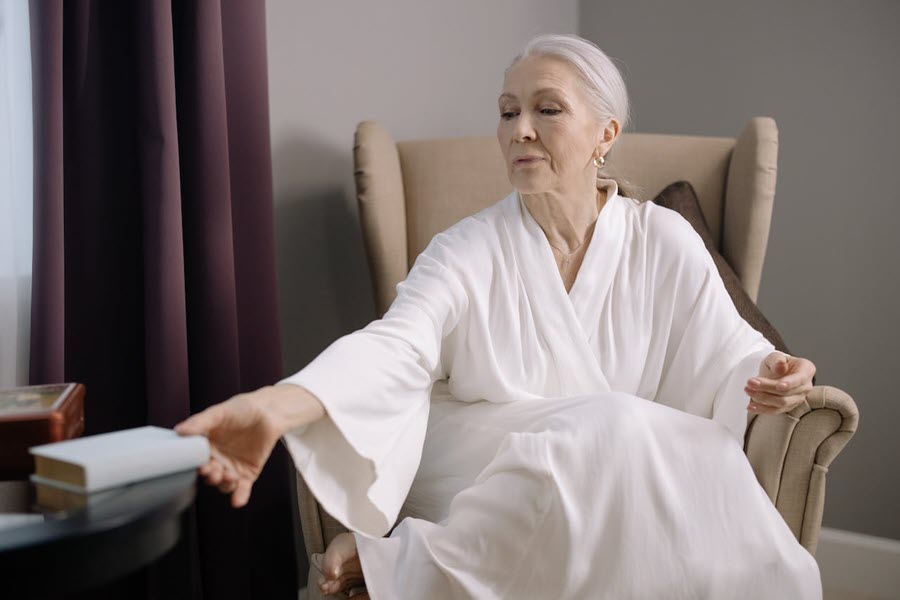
[508, 33, 631, 134]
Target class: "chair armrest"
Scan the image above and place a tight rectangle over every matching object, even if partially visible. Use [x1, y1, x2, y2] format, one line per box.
[295, 470, 350, 558]
[296, 471, 326, 557]
[296, 470, 355, 595]
[743, 385, 859, 555]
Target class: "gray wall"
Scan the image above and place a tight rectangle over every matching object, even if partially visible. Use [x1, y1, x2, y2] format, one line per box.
[580, 0, 900, 540]
[266, 0, 578, 373]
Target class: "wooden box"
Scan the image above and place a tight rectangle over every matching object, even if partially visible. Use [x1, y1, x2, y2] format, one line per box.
[0, 383, 85, 480]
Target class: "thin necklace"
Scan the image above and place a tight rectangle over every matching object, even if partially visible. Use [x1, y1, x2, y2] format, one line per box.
[520, 190, 601, 267]
[547, 230, 592, 267]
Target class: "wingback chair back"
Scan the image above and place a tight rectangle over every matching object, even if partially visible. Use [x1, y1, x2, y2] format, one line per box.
[294, 119, 857, 598]
[353, 117, 778, 318]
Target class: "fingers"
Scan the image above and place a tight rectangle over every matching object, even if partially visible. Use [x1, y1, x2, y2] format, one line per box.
[747, 375, 811, 398]
[199, 447, 237, 477]
[747, 400, 781, 415]
[746, 384, 807, 414]
[218, 474, 238, 496]
[232, 480, 252, 508]
[748, 353, 811, 416]
[764, 351, 792, 374]
[174, 405, 224, 437]
[201, 460, 226, 485]
[198, 458, 245, 505]
[747, 396, 796, 414]
[750, 355, 815, 399]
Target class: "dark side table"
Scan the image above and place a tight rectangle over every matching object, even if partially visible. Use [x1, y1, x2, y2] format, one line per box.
[0, 470, 197, 599]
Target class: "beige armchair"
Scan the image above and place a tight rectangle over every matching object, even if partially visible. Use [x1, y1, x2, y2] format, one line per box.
[296, 118, 858, 597]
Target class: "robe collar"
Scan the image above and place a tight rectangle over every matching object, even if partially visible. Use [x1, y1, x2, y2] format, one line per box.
[500, 178, 626, 397]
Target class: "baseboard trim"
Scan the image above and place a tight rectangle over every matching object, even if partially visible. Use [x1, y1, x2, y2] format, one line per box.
[816, 527, 900, 598]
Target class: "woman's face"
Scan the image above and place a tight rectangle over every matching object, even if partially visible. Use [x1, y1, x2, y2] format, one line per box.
[497, 55, 612, 195]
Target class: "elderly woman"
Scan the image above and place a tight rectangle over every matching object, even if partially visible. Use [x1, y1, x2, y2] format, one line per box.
[175, 34, 821, 598]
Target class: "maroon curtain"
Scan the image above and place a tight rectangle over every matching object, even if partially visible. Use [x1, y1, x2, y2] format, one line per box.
[29, 1, 297, 598]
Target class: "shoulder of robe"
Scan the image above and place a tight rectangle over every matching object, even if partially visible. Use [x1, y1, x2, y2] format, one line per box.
[417, 199, 506, 271]
[635, 200, 715, 273]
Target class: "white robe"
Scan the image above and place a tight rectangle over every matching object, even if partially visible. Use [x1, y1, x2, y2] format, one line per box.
[279, 179, 822, 599]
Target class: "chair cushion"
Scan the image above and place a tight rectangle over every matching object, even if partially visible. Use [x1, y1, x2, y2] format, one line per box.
[652, 181, 790, 354]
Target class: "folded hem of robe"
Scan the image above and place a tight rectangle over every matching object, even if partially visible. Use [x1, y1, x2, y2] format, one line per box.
[277, 375, 409, 539]
[712, 344, 774, 442]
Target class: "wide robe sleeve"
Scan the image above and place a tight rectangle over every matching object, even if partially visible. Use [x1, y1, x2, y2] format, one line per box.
[277, 235, 468, 538]
[650, 209, 775, 444]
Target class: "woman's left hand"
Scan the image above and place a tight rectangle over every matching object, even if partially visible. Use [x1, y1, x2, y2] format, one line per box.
[745, 351, 816, 415]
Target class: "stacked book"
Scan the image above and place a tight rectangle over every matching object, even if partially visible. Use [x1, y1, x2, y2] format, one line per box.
[29, 426, 209, 512]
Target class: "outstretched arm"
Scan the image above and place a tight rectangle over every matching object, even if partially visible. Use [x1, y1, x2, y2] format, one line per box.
[174, 382, 325, 508]
[175, 231, 468, 522]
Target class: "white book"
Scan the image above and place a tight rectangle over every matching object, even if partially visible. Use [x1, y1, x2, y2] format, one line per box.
[29, 425, 209, 493]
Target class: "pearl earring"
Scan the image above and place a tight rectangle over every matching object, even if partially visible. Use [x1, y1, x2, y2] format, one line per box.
[593, 155, 606, 168]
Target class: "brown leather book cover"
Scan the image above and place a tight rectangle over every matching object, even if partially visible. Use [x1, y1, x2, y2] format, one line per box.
[0, 383, 85, 480]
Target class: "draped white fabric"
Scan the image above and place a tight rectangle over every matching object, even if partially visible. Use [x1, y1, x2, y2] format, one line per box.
[0, 0, 33, 389]
[280, 180, 821, 598]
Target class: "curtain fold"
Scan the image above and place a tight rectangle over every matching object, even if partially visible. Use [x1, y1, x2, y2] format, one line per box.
[28, 1, 295, 598]
[28, 0, 64, 386]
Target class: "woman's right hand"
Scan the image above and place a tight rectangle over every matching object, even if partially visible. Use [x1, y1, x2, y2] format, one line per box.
[174, 384, 325, 508]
